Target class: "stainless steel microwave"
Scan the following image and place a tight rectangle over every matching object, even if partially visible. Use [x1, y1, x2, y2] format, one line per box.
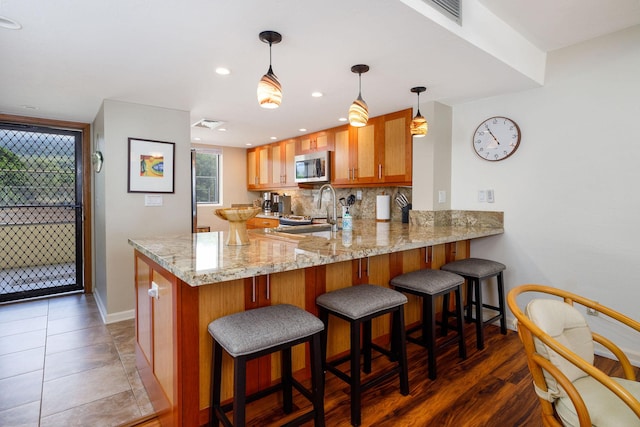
[294, 151, 330, 183]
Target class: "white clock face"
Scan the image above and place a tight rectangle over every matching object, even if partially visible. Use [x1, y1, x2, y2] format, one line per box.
[473, 117, 521, 161]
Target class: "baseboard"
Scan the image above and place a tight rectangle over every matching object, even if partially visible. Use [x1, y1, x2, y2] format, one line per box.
[93, 291, 135, 324]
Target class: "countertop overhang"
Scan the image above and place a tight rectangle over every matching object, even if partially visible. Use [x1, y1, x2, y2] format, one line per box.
[129, 219, 503, 286]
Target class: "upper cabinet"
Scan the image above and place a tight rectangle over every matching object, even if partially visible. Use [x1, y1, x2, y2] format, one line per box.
[246, 108, 412, 190]
[381, 108, 412, 185]
[247, 138, 297, 191]
[297, 131, 334, 154]
[331, 108, 412, 187]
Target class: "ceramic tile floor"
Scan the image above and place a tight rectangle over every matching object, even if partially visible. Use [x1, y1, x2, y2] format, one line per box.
[0, 293, 154, 426]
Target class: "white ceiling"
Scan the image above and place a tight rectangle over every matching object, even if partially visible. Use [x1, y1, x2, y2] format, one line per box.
[1, 0, 639, 147]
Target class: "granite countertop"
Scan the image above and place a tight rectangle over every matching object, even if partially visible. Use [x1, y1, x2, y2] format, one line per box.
[129, 218, 503, 287]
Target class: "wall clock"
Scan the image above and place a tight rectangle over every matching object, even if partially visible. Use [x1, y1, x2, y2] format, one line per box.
[472, 116, 521, 161]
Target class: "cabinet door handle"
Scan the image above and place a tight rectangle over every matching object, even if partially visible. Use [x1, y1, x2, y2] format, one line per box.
[378, 164, 382, 179]
[148, 282, 159, 300]
[252, 276, 256, 303]
[266, 274, 270, 300]
[358, 258, 362, 279]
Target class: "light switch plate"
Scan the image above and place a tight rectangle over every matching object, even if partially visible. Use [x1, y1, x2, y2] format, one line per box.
[478, 190, 486, 203]
[486, 189, 495, 203]
[438, 190, 446, 203]
[145, 195, 163, 206]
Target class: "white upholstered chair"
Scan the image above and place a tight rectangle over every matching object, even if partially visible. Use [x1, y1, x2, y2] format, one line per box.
[508, 284, 640, 426]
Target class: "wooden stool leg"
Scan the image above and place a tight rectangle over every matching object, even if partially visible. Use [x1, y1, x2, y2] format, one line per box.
[455, 286, 467, 359]
[363, 320, 372, 374]
[474, 279, 485, 350]
[425, 294, 437, 380]
[441, 292, 450, 336]
[281, 347, 293, 414]
[350, 319, 362, 427]
[497, 272, 507, 334]
[233, 356, 247, 427]
[395, 307, 409, 395]
[465, 280, 473, 322]
[210, 340, 223, 427]
[319, 308, 329, 372]
[310, 333, 326, 427]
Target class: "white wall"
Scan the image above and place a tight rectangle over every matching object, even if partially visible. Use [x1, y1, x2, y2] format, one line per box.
[93, 100, 191, 322]
[449, 26, 640, 360]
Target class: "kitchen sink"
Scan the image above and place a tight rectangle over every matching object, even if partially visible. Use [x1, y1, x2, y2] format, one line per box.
[274, 223, 333, 234]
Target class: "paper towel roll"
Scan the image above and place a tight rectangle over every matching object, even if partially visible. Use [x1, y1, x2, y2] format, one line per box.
[376, 195, 391, 222]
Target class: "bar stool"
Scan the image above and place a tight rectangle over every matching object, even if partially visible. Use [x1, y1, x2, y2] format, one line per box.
[208, 304, 325, 427]
[441, 258, 507, 350]
[316, 284, 409, 427]
[390, 269, 467, 380]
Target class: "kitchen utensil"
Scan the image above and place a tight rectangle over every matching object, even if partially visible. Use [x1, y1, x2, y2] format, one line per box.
[347, 194, 356, 206]
[394, 192, 408, 209]
[339, 197, 346, 207]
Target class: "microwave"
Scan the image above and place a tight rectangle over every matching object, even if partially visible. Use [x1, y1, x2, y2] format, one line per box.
[294, 151, 331, 183]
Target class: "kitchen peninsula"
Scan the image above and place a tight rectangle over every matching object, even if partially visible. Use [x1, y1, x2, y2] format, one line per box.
[129, 212, 503, 426]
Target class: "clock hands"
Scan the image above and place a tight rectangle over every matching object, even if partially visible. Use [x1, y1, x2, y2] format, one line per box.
[484, 125, 500, 148]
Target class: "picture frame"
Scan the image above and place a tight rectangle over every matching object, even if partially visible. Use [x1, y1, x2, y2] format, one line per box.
[127, 138, 175, 193]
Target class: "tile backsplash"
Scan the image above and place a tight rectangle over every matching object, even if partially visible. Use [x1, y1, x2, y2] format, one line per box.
[251, 187, 412, 222]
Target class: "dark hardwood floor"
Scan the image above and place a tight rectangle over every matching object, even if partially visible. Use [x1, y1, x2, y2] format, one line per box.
[132, 323, 638, 427]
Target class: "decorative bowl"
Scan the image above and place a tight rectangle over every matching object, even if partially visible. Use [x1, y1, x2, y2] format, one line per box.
[214, 207, 261, 245]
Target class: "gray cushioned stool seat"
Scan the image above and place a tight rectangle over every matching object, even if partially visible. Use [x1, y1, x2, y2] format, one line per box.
[316, 284, 408, 319]
[440, 258, 505, 278]
[208, 304, 324, 357]
[390, 269, 464, 294]
[390, 269, 467, 380]
[441, 257, 507, 350]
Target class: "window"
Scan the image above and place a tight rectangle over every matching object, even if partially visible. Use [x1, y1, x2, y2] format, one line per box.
[193, 149, 220, 204]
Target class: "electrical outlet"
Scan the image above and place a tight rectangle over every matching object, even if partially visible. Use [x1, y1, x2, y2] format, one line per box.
[438, 190, 446, 203]
[586, 306, 598, 316]
[478, 190, 486, 203]
[486, 189, 494, 203]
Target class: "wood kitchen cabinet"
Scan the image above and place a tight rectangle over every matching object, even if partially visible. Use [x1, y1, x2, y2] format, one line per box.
[381, 108, 412, 185]
[270, 138, 297, 188]
[246, 217, 279, 229]
[246, 145, 269, 190]
[297, 131, 333, 154]
[247, 138, 297, 190]
[331, 117, 382, 186]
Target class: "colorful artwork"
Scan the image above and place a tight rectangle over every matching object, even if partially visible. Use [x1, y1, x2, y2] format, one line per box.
[139, 155, 164, 177]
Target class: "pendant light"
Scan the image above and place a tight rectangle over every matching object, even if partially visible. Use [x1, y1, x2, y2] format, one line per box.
[257, 31, 282, 109]
[348, 64, 370, 127]
[410, 86, 428, 137]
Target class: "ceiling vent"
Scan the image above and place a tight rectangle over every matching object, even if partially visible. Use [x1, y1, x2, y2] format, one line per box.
[192, 119, 224, 130]
[424, 0, 461, 24]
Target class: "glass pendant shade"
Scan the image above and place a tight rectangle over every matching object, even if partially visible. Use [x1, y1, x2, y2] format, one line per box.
[349, 94, 368, 127]
[410, 86, 428, 137]
[410, 110, 428, 137]
[257, 31, 282, 109]
[257, 66, 282, 109]
[348, 64, 370, 127]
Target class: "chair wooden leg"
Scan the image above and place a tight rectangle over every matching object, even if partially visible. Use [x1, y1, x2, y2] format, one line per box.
[310, 333, 326, 427]
[426, 294, 437, 380]
[233, 356, 247, 427]
[455, 286, 467, 359]
[497, 272, 507, 334]
[474, 279, 485, 350]
[281, 347, 293, 414]
[395, 308, 409, 395]
[441, 292, 450, 336]
[363, 320, 372, 374]
[210, 340, 223, 427]
[350, 319, 362, 427]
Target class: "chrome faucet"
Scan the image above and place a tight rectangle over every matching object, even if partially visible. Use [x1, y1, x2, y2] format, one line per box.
[317, 183, 339, 232]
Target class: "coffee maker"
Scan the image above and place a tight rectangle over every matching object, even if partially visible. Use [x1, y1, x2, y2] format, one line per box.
[262, 192, 272, 214]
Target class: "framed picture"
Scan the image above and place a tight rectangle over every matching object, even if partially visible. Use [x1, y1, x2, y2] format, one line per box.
[127, 138, 175, 193]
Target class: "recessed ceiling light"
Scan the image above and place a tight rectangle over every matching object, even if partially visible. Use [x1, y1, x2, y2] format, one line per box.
[193, 137, 201, 141]
[298, 128, 307, 132]
[215, 67, 231, 75]
[270, 136, 277, 140]
[0, 16, 22, 30]
[217, 128, 227, 132]
[245, 143, 253, 146]
[311, 92, 323, 98]
[21, 105, 38, 110]
[338, 117, 347, 122]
